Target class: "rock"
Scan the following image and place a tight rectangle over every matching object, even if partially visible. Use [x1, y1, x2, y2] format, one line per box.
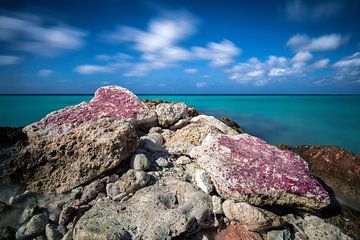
[191, 115, 240, 136]
[195, 170, 214, 194]
[58, 206, 76, 227]
[155, 102, 188, 127]
[155, 157, 170, 168]
[105, 183, 120, 199]
[61, 228, 73, 240]
[303, 215, 352, 240]
[79, 178, 106, 205]
[222, 200, 282, 231]
[130, 153, 150, 170]
[141, 138, 164, 152]
[176, 155, 192, 165]
[141, 132, 164, 146]
[170, 118, 190, 130]
[267, 229, 291, 240]
[0, 201, 12, 215]
[148, 126, 162, 133]
[117, 169, 150, 194]
[212, 195, 223, 214]
[219, 117, 245, 134]
[190, 133, 330, 210]
[277, 145, 360, 210]
[73, 178, 214, 239]
[45, 224, 63, 240]
[0, 127, 27, 145]
[19, 204, 41, 225]
[215, 224, 263, 240]
[0, 226, 15, 240]
[12, 118, 138, 193]
[16, 213, 48, 240]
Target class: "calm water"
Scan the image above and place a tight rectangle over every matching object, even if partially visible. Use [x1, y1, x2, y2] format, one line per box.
[1, 95, 359, 154]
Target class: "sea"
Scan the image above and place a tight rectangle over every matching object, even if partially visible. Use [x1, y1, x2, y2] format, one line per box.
[1, 94, 359, 154]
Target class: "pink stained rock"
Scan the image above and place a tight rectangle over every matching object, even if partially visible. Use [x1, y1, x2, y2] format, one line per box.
[24, 85, 157, 140]
[190, 133, 330, 210]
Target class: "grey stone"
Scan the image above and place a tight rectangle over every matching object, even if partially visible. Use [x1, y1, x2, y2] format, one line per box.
[267, 229, 291, 240]
[194, 169, 213, 194]
[155, 157, 170, 168]
[58, 206, 76, 227]
[16, 213, 48, 240]
[156, 102, 188, 127]
[105, 182, 120, 199]
[211, 195, 223, 214]
[45, 224, 63, 240]
[19, 204, 40, 225]
[130, 153, 150, 170]
[118, 169, 151, 194]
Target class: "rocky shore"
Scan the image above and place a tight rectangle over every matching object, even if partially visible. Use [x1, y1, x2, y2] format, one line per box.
[0, 85, 359, 240]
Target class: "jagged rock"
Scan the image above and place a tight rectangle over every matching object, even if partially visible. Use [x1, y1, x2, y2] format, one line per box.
[215, 224, 263, 240]
[11, 118, 138, 193]
[303, 215, 351, 240]
[73, 178, 214, 240]
[195, 169, 214, 194]
[222, 200, 282, 231]
[190, 133, 330, 210]
[155, 102, 188, 127]
[130, 153, 150, 171]
[190, 115, 239, 136]
[45, 224, 63, 240]
[16, 213, 48, 240]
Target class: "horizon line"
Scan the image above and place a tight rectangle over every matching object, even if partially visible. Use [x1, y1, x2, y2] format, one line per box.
[1, 93, 360, 96]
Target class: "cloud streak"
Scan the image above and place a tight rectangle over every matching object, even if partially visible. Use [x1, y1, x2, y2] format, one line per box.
[287, 33, 346, 52]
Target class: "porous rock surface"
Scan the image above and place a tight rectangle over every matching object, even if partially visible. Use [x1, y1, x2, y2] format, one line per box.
[190, 133, 330, 210]
[155, 102, 188, 127]
[73, 177, 214, 240]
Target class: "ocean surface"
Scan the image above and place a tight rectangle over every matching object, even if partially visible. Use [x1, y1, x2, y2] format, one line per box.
[1, 95, 359, 154]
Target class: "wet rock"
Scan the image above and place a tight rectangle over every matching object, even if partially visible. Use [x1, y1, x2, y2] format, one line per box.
[58, 206, 76, 227]
[212, 195, 223, 214]
[19, 204, 40, 225]
[16, 213, 48, 240]
[155, 157, 170, 168]
[215, 224, 263, 240]
[267, 229, 291, 240]
[117, 169, 150, 194]
[0, 226, 15, 240]
[303, 215, 351, 240]
[277, 145, 360, 210]
[130, 153, 150, 171]
[190, 133, 330, 210]
[222, 200, 282, 231]
[155, 102, 188, 127]
[73, 178, 214, 239]
[195, 169, 214, 194]
[45, 224, 63, 240]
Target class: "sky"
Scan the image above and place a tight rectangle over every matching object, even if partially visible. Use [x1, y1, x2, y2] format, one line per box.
[0, 0, 360, 94]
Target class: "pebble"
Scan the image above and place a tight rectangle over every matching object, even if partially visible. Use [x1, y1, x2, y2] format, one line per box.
[155, 157, 170, 168]
[130, 153, 150, 171]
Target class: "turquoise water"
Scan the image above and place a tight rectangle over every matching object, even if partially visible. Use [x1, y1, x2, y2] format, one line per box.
[1, 95, 359, 154]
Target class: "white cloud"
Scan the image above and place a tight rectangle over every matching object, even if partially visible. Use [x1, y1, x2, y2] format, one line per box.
[196, 81, 207, 88]
[285, 0, 343, 21]
[332, 52, 360, 83]
[0, 55, 21, 65]
[184, 68, 198, 74]
[287, 34, 345, 52]
[74, 65, 114, 75]
[311, 58, 330, 69]
[0, 13, 86, 56]
[292, 51, 313, 62]
[37, 69, 53, 77]
[96, 52, 132, 61]
[202, 74, 210, 78]
[192, 40, 241, 67]
[333, 52, 360, 68]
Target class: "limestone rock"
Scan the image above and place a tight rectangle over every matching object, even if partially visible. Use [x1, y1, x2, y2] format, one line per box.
[73, 178, 214, 240]
[222, 200, 282, 231]
[190, 133, 330, 210]
[156, 102, 188, 127]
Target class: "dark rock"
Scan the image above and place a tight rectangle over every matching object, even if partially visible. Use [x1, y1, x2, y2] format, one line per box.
[0, 127, 27, 145]
[58, 206, 76, 227]
[219, 117, 245, 134]
[19, 204, 40, 225]
[15, 213, 48, 240]
[0, 226, 16, 240]
[45, 224, 63, 240]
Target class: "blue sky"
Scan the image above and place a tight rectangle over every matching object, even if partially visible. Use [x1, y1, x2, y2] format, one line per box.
[0, 0, 360, 94]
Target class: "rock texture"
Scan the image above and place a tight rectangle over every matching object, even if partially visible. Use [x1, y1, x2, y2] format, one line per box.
[73, 178, 214, 240]
[215, 224, 263, 240]
[277, 145, 360, 210]
[11, 119, 138, 193]
[190, 133, 330, 210]
[155, 102, 188, 127]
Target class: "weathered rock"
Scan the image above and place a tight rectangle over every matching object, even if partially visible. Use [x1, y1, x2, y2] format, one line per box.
[212, 195, 223, 214]
[73, 178, 214, 239]
[195, 169, 214, 194]
[222, 200, 282, 231]
[303, 215, 351, 240]
[277, 145, 360, 210]
[45, 224, 63, 240]
[155, 157, 170, 168]
[16, 213, 48, 240]
[190, 133, 330, 210]
[140, 135, 164, 152]
[267, 229, 291, 240]
[105, 182, 120, 199]
[215, 224, 263, 240]
[12, 118, 138, 193]
[79, 178, 106, 205]
[155, 102, 188, 127]
[176, 155, 192, 165]
[219, 117, 245, 134]
[58, 206, 76, 227]
[130, 153, 150, 171]
[191, 115, 239, 136]
[19, 204, 40, 225]
[117, 169, 150, 194]
[170, 118, 190, 130]
[148, 126, 162, 133]
[141, 132, 164, 146]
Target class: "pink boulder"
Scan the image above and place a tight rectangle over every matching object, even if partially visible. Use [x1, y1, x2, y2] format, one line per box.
[190, 133, 330, 210]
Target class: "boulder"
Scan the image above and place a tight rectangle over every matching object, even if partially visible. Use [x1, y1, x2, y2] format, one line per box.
[222, 200, 282, 231]
[155, 102, 188, 127]
[190, 133, 330, 210]
[73, 178, 214, 239]
[11, 118, 138, 193]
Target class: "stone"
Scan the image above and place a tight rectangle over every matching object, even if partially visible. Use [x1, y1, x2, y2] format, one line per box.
[0, 127, 27, 145]
[148, 126, 162, 133]
[176, 155, 192, 165]
[61, 228, 73, 240]
[212, 195, 223, 214]
[155, 157, 170, 167]
[219, 117, 245, 134]
[19, 204, 41, 225]
[155, 102, 188, 127]
[267, 229, 291, 240]
[73, 178, 214, 239]
[58, 206, 76, 227]
[195, 169, 214, 194]
[277, 145, 360, 210]
[117, 169, 150, 194]
[141, 132, 164, 146]
[11, 118, 138, 193]
[170, 118, 190, 130]
[16, 213, 48, 240]
[45, 224, 63, 240]
[105, 183, 120, 199]
[79, 178, 106, 205]
[141, 138, 164, 152]
[190, 115, 239, 136]
[222, 200, 282, 231]
[215, 224, 263, 240]
[190, 133, 330, 210]
[303, 215, 352, 240]
[130, 153, 150, 170]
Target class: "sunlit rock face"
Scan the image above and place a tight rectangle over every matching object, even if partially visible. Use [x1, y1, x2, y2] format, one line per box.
[190, 133, 330, 210]
[23, 85, 157, 141]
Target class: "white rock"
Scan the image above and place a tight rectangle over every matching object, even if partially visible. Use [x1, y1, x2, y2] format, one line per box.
[194, 170, 213, 194]
[170, 118, 190, 130]
[211, 195, 223, 214]
[130, 153, 150, 171]
[155, 157, 170, 168]
[176, 156, 192, 165]
[156, 102, 188, 127]
[190, 114, 239, 135]
[148, 126, 162, 133]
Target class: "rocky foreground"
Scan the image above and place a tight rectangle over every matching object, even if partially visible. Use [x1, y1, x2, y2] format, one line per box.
[0, 85, 359, 240]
